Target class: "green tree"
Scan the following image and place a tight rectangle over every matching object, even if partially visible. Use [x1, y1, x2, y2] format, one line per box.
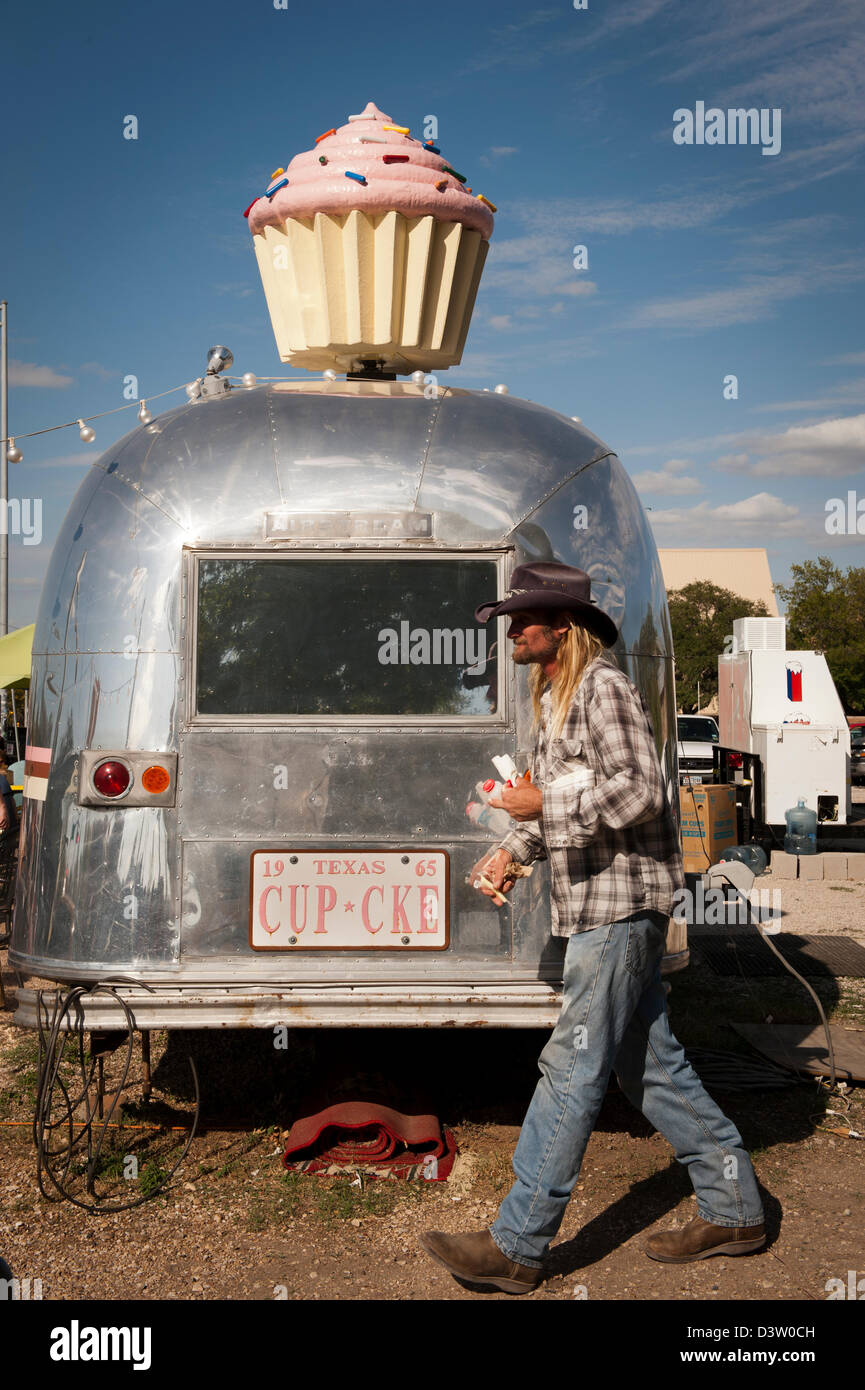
[774, 557, 865, 712]
[668, 581, 770, 713]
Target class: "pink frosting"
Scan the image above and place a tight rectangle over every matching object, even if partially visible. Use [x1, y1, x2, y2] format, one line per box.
[247, 101, 494, 240]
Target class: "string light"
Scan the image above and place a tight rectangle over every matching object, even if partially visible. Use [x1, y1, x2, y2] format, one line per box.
[0, 371, 342, 464]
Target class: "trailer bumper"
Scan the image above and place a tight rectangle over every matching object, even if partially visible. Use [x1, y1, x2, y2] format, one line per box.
[7, 951, 689, 1030]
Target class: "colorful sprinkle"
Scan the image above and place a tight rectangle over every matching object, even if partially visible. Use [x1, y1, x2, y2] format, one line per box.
[476, 194, 497, 211]
[242, 199, 260, 219]
[442, 165, 466, 183]
[270, 167, 285, 180]
[267, 177, 289, 197]
[434, 179, 447, 191]
[383, 123, 409, 134]
[465, 187, 472, 194]
[319, 155, 328, 164]
[382, 154, 409, 163]
[359, 136, 387, 143]
[315, 128, 336, 143]
[423, 142, 441, 154]
[345, 170, 367, 184]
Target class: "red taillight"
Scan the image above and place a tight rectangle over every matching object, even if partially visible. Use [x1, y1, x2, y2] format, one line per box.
[728, 752, 744, 770]
[92, 760, 131, 798]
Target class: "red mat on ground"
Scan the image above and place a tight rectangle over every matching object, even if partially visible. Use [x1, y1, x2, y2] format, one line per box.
[282, 1079, 457, 1180]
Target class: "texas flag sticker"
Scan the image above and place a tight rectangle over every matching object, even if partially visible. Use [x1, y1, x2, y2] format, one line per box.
[23, 745, 51, 802]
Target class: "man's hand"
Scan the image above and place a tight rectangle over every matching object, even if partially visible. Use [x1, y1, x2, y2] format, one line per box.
[489, 784, 543, 822]
[469, 848, 514, 900]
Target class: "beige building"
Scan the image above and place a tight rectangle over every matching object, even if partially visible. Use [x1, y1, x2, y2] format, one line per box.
[657, 548, 779, 714]
[657, 548, 779, 617]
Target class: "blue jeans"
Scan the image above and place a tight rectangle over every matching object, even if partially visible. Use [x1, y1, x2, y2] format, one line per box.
[490, 911, 765, 1268]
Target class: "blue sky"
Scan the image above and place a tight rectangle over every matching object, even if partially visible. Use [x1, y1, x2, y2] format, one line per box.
[2, 0, 863, 629]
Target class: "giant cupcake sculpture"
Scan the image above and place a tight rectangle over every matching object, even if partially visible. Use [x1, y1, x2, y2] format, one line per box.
[245, 102, 495, 375]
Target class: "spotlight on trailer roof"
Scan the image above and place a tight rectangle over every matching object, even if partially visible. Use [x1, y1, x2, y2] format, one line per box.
[206, 345, 234, 376]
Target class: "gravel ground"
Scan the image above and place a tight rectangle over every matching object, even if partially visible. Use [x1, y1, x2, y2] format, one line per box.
[2, 848, 864, 1306]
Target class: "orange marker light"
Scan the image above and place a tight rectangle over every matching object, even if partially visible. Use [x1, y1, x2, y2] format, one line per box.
[141, 764, 171, 794]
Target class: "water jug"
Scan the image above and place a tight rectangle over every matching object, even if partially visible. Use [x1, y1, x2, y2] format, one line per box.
[465, 801, 512, 836]
[719, 844, 768, 875]
[784, 798, 817, 855]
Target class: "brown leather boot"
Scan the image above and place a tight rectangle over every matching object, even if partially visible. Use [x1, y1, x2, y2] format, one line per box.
[645, 1215, 766, 1263]
[419, 1229, 543, 1294]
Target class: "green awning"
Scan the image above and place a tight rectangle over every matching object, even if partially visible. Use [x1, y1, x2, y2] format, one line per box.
[0, 623, 35, 689]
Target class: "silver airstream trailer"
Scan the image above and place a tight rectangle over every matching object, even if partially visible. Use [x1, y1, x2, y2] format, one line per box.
[9, 370, 686, 1030]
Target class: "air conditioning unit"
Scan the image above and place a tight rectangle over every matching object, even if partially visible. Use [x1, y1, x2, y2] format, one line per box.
[732, 617, 786, 653]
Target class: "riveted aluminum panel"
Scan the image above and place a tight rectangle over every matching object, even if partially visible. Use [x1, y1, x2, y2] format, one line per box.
[10, 381, 686, 1006]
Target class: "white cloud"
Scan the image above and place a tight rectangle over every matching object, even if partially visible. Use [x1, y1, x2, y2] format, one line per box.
[629, 457, 704, 495]
[78, 362, 117, 381]
[459, 0, 675, 75]
[626, 259, 865, 332]
[488, 315, 513, 331]
[30, 450, 102, 469]
[484, 233, 599, 300]
[212, 282, 256, 298]
[711, 413, 865, 477]
[750, 378, 865, 413]
[825, 351, 865, 366]
[648, 491, 804, 537]
[9, 360, 73, 388]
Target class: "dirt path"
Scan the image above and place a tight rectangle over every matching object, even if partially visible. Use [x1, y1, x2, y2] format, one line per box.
[1, 963, 863, 1303]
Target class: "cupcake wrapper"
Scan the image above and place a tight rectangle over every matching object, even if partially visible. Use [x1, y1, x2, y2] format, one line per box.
[253, 210, 488, 372]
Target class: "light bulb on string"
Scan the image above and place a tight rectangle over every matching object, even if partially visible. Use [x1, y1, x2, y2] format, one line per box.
[185, 380, 202, 400]
[138, 401, 153, 425]
[241, 372, 257, 389]
[78, 419, 95, 443]
[6, 438, 22, 463]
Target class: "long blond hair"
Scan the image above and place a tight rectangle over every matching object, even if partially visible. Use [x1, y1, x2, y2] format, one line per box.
[529, 616, 605, 738]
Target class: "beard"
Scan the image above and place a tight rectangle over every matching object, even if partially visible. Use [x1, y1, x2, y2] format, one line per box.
[512, 629, 559, 665]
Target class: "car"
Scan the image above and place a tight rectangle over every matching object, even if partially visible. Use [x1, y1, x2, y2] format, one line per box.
[851, 726, 865, 785]
[677, 714, 719, 785]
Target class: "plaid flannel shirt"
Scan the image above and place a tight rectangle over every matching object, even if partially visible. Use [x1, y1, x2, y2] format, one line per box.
[496, 653, 685, 934]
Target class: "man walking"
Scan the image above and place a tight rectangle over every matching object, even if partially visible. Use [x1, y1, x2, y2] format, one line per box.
[420, 561, 765, 1294]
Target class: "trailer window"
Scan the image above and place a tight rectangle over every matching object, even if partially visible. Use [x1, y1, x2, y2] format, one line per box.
[195, 558, 499, 716]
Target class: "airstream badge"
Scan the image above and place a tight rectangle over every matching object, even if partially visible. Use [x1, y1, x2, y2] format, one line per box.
[264, 510, 433, 541]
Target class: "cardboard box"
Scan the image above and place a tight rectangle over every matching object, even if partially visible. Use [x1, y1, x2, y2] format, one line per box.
[678, 784, 738, 873]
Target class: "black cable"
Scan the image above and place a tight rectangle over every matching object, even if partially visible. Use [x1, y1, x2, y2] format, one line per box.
[33, 980, 200, 1214]
[709, 869, 837, 1091]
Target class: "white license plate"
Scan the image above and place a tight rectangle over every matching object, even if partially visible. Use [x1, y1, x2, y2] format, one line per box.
[249, 850, 450, 950]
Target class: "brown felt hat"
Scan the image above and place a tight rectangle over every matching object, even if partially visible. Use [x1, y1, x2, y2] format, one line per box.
[475, 561, 618, 648]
